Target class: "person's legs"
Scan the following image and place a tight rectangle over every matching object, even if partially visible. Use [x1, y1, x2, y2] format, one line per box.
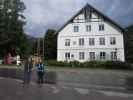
[40, 72, 44, 83]
[37, 72, 41, 84]
[37, 72, 39, 83]
[23, 72, 28, 84]
[23, 72, 30, 87]
[27, 72, 31, 84]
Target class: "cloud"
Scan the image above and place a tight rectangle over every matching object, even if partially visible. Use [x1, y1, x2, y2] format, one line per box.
[22, 0, 133, 37]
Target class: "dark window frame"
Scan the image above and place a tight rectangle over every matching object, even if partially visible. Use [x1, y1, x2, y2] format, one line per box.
[65, 39, 70, 46]
[79, 38, 84, 46]
[86, 25, 91, 32]
[65, 52, 70, 60]
[111, 52, 117, 61]
[74, 26, 79, 32]
[100, 52, 106, 60]
[99, 24, 104, 31]
[99, 37, 105, 45]
[89, 38, 95, 46]
[110, 37, 116, 45]
[79, 52, 85, 60]
[89, 52, 95, 60]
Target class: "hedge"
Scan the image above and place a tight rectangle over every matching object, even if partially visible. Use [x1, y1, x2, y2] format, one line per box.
[45, 60, 133, 70]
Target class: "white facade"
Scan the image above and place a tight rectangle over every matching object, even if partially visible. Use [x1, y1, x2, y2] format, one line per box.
[57, 4, 125, 62]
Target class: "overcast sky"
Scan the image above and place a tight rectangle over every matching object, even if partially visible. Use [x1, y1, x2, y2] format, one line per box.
[22, 0, 133, 37]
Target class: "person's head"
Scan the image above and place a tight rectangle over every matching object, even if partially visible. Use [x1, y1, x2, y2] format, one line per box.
[37, 56, 42, 63]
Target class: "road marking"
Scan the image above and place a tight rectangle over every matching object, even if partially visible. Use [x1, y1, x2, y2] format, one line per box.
[0, 77, 22, 82]
[51, 86, 60, 94]
[99, 90, 133, 98]
[0, 77, 4, 79]
[59, 81, 126, 91]
[75, 88, 89, 95]
[62, 86, 69, 89]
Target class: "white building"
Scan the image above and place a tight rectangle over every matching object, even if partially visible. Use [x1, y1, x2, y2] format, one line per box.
[57, 4, 125, 62]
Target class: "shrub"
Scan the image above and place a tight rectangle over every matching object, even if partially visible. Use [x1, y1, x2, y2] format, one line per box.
[46, 60, 70, 67]
[69, 61, 81, 68]
[46, 60, 132, 70]
[104, 61, 132, 70]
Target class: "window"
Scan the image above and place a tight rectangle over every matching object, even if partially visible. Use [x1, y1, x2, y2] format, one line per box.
[111, 52, 117, 61]
[65, 52, 70, 60]
[86, 25, 91, 32]
[73, 41, 76, 45]
[99, 24, 104, 31]
[100, 52, 106, 60]
[89, 38, 95, 46]
[85, 10, 92, 21]
[71, 54, 74, 60]
[79, 38, 84, 46]
[79, 52, 85, 60]
[110, 37, 116, 45]
[99, 37, 105, 45]
[71, 54, 74, 58]
[89, 13, 92, 19]
[89, 52, 95, 60]
[74, 26, 79, 32]
[65, 39, 70, 46]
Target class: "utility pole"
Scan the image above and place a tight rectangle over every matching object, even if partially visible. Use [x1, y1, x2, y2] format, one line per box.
[43, 38, 44, 61]
[36, 37, 45, 62]
[37, 38, 40, 56]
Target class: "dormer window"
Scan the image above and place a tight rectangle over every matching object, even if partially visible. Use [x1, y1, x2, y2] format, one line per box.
[84, 8, 92, 21]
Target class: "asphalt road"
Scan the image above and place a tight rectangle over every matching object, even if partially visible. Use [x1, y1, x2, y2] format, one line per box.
[0, 77, 133, 100]
[48, 67, 133, 92]
[0, 67, 133, 100]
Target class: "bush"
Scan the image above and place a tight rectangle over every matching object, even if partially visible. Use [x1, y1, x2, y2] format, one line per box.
[69, 61, 81, 68]
[104, 61, 132, 70]
[46, 60, 70, 67]
[46, 60, 132, 70]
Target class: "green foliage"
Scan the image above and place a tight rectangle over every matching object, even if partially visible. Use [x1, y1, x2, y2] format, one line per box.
[45, 60, 70, 67]
[125, 25, 133, 63]
[0, 0, 27, 57]
[104, 61, 132, 70]
[44, 29, 57, 60]
[46, 60, 132, 70]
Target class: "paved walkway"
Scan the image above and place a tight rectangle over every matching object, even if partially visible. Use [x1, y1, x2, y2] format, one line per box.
[0, 77, 133, 100]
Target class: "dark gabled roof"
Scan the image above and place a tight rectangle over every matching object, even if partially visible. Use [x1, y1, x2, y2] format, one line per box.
[56, 3, 124, 34]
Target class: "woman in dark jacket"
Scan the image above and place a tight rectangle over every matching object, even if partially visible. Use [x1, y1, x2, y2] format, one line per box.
[23, 57, 33, 85]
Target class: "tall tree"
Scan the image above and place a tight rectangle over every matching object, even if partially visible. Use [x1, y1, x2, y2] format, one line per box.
[44, 29, 57, 60]
[125, 25, 133, 63]
[0, 0, 27, 57]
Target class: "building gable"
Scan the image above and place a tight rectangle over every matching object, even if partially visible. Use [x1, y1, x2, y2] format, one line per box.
[56, 3, 124, 34]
